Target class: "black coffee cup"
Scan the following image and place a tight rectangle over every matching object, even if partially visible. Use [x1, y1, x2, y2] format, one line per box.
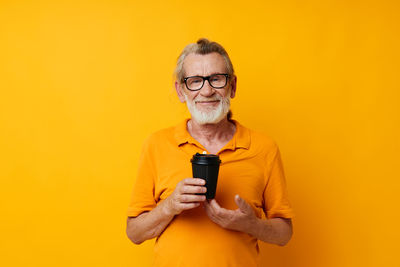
[191, 153, 221, 199]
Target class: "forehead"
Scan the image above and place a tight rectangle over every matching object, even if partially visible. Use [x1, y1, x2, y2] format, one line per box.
[183, 52, 227, 76]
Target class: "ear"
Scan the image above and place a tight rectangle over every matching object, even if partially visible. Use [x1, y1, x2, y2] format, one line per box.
[229, 75, 237, 98]
[175, 81, 186, 103]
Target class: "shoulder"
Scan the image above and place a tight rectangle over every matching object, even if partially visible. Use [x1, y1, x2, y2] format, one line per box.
[148, 125, 175, 140]
[252, 130, 278, 150]
[238, 122, 278, 147]
[141, 122, 180, 150]
[236, 121, 279, 156]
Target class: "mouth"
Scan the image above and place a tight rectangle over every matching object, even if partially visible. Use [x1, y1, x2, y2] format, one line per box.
[195, 100, 220, 105]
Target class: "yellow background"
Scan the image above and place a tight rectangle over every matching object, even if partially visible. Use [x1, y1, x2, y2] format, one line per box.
[1, 0, 399, 266]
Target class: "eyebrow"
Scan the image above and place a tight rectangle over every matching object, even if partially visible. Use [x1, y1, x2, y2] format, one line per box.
[185, 72, 227, 77]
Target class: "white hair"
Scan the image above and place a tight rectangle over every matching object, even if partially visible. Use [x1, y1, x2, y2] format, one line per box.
[174, 38, 235, 83]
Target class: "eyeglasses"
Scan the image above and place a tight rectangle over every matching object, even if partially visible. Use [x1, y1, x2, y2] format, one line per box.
[183, 74, 229, 91]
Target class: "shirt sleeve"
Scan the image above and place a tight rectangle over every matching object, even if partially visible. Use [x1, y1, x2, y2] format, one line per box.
[127, 136, 157, 217]
[262, 145, 295, 219]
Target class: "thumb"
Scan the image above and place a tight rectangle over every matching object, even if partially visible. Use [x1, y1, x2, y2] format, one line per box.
[235, 195, 251, 214]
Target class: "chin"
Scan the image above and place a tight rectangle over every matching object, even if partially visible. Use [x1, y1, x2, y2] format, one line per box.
[191, 110, 227, 125]
[186, 96, 231, 125]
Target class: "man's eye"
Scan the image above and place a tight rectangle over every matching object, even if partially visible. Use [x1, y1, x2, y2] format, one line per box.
[190, 79, 202, 84]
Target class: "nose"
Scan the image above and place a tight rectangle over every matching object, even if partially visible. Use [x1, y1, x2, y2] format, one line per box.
[199, 80, 215, 97]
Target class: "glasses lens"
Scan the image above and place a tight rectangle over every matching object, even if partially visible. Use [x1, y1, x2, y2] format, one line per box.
[186, 77, 204, 90]
[209, 74, 227, 88]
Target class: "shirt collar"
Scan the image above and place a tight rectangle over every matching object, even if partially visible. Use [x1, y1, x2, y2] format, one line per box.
[174, 118, 251, 151]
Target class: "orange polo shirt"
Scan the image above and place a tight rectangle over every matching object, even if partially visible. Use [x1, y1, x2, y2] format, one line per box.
[127, 119, 294, 267]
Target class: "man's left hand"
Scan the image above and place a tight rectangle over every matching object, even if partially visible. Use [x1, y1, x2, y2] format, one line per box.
[203, 194, 258, 234]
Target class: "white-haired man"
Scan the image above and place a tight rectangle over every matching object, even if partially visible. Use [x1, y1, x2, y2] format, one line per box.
[126, 38, 294, 267]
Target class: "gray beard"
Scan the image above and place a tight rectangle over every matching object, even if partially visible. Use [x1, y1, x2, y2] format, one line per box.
[184, 94, 231, 125]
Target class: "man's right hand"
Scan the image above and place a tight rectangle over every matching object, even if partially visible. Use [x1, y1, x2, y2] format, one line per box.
[164, 178, 207, 216]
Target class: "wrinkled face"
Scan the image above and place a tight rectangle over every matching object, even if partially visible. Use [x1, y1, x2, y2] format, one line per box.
[175, 52, 236, 124]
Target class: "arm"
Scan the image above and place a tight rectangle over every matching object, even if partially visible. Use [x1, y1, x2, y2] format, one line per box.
[126, 178, 207, 244]
[126, 200, 174, 245]
[203, 195, 293, 246]
[250, 217, 292, 246]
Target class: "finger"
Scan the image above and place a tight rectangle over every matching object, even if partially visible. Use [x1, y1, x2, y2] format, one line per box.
[209, 199, 222, 210]
[179, 194, 206, 203]
[183, 178, 206, 186]
[203, 200, 215, 215]
[203, 201, 210, 212]
[204, 199, 215, 210]
[210, 199, 237, 218]
[235, 195, 252, 213]
[203, 202, 219, 221]
[179, 202, 200, 210]
[209, 199, 226, 216]
[181, 185, 207, 194]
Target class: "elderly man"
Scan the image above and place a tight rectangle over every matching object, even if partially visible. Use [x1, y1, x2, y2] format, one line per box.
[126, 38, 294, 266]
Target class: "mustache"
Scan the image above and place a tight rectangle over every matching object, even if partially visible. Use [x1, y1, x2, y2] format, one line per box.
[194, 95, 223, 102]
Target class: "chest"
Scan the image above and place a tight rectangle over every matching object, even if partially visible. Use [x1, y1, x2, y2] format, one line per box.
[153, 148, 267, 215]
[197, 140, 229, 155]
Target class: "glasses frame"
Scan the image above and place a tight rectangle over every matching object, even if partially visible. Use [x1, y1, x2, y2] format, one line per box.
[183, 73, 230, 91]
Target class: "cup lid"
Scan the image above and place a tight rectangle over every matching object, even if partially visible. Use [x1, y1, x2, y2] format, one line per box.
[191, 153, 221, 165]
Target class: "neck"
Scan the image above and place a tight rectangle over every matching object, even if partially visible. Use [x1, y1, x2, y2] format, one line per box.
[187, 117, 235, 143]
